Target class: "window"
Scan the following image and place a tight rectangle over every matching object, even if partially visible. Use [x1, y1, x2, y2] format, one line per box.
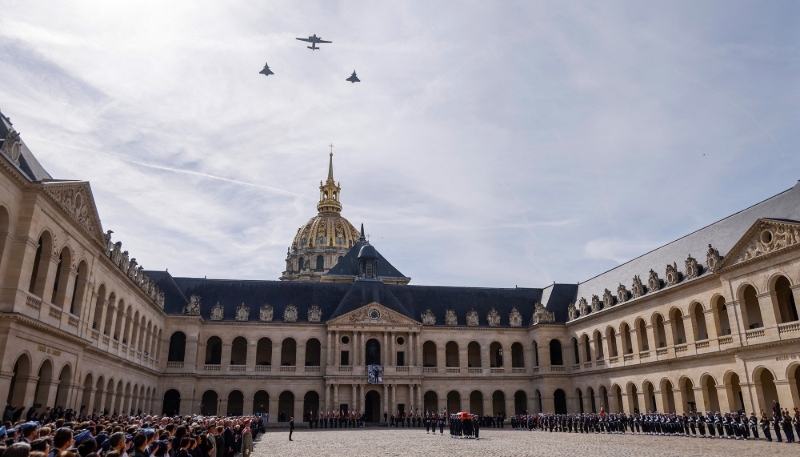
[340, 351, 350, 366]
[396, 351, 405, 366]
[316, 255, 324, 270]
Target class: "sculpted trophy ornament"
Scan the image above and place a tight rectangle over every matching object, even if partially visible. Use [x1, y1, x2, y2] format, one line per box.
[509, 307, 523, 327]
[283, 305, 298, 323]
[591, 294, 602, 312]
[2, 129, 22, 165]
[445, 309, 458, 326]
[603, 288, 614, 308]
[235, 303, 250, 321]
[531, 303, 555, 325]
[259, 303, 273, 322]
[578, 297, 589, 317]
[567, 302, 578, 321]
[665, 262, 680, 286]
[617, 284, 629, 304]
[706, 244, 722, 272]
[487, 308, 501, 327]
[183, 295, 201, 315]
[685, 255, 699, 279]
[308, 305, 322, 322]
[647, 269, 661, 292]
[632, 275, 644, 299]
[466, 309, 479, 326]
[421, 309, 436, 325]
[210, 302, 224, 321]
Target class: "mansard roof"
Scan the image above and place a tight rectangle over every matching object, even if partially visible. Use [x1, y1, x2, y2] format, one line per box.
[0, 110, 52, 182]
[325, 237, 409, 281]
[575, 181, 800, 304]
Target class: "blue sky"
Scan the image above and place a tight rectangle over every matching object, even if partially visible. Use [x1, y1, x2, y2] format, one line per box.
[1, 1, 798, 287]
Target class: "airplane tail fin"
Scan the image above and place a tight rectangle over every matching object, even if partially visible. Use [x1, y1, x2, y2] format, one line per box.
[307, 46, 316, 50]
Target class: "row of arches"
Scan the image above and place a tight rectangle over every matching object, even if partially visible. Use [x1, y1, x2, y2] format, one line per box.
[26, 229, 91, 315]
[421, 341, 525, 368]
[91, 284, 162, 356]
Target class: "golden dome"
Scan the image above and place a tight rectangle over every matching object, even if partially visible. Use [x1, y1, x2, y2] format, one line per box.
[292, 214, 360, 250]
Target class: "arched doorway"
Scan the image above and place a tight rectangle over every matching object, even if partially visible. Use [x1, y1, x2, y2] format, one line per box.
[6, 354, 31, 408]
[680, 378, 696, 412]
[162, 389, 181, 415]
[278, 391, 294, 422]
[703, 376, 720, 412]
[364, 390, 381, 422]
[469, 391, 483, 414]
[774, 276, 799, 323]
[33, 360, 53, 413]
[492, 390, 505, 415]
[303, 391, 320, 420]
[554, 389, 567, 414]
[54, 365, 71, 408]
[201, 390, 218, 415]
[281, 338, 297, 366]
[514, 390, 527, 414]
[231, 337, 247, 366]
[253, 391, 269, 415]
[756, 368, 778, 413]
[168, 332, 186, 362]
[365, 339, 381, 365]
[423, 391, 438, 414]
[447, 391, 460, 413]
[661, 380, 676, 413]
[205, 336, 222, 365]
[726, 373, 744, 412]
[305, 339, 321, 366]
[227, 390, 244, 415]
[422, 341, 437, 367]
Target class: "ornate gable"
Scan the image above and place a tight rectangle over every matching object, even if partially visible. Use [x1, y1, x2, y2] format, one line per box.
[41, 182, 105, 245]
[327, 302, 420, 326]
[717, 219, 800, 270]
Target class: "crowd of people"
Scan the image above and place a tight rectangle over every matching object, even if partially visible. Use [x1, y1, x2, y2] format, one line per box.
[2, 404, 265, 457]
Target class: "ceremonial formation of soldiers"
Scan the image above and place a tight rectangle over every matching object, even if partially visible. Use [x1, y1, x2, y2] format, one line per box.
[1, 407, 264, 457]
[507, 403, 800, 443]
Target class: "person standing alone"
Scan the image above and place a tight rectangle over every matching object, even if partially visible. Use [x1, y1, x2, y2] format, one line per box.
[289, 416, 295, 441]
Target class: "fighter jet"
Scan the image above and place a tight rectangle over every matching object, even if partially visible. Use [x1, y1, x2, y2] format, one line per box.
[259, 63, 274, 76]
[346, 71, 360, 83]
[296, 34, 331, 51]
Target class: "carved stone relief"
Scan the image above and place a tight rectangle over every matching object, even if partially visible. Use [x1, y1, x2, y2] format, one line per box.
[578, 297, 588, 317]
[665, 262, 680, 286]
[308, 305, 322, 322]
[466, 309, 479, 326]
[235, 303, 250, 321]
[603, 288, 614, 308]
[283, 305, 298, 322]
[706, 244, 722, 272]
[617, 284, 629, 304]
[648, 269, 661, 292]
[567, 302, 578, 321]
[531, 303, 554, 324]
[210, 302, 224, 321]
[487, 308, 500, 327]
[421, 309, 436, 325]
[591, 294, 602, 312]
[445, 309, 458, 326]
[259, 304, 273, 322]
[183, 295, 201, 315]
[734, 222, 800, 265]
[632, 275, 644, 299]
[685, 255, 699, 279]
[509, 307, 523, 327]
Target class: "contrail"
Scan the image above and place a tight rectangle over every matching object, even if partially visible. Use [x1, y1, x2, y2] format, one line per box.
[33, 137, 315, 200]
[673, 69, 785, 158]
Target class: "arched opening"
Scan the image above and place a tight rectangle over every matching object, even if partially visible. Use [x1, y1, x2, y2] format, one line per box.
[365, 338, 381, 365]
[231, 337, 247, 365]
[691, 303, 708, 341]
[0, 206, 9, 274]
[281, 338, 297, 366]
[51, 247, 72, 306]
[54, 365, 71, 408]
[593, 331, 604, 359]
[576, 388, 584, 413]
[303, 391, 319, 419]
[422, 341, 437, 367]
[467, 341, 481, 367]
[278, 391, 294, 422]
[703, 376, 720, 412]
[298, 257, 305, 271]
[424, 391, 438, 414]
[533, 341, 539, 366]
[774, 276, 799, 323]
[256, 338, 272, 365]
[535, 390, 542, 413]
[587, 387, 596, 413]
[741, 285, 763, 329]
[726, 373, 744, 412]
[621, 322, 633, 354]
[514, 390, 527, 414]
[643, 381, 656, 412]
[167, 332, 186, 362]
[205, 336, 222, 364]
[103, 293, 116, 335]
[680, 378, 696, 412]
[6, 353, 31, 407]
[81, 374, 93, 412]
[571, 337, 580, 364]
[445, 341, 459, 367]
[636, 319, 649, 351]
[627, 384, 639, 413]
[70, 261, 88, 315]
[492, 390, 505, 415]
[365, 390, 381, 422]
[549, 339, 563, 365]
[33, 359, 53, 412]
[469, 391, 483, 414]
[91, 285, 106, 331]
[554, 389, 567, 414]
[316, 255, 324, 270]
[253, 391, 269, 414]
[305, 338, 321, 366]
[756, 368, 778, 414]
[105, 378, 115, 412]
[712, 296, 731, 336]
[791, 365, 800, 407]
[447, 391, 460, 413]
[653, 314, 666, 347]
[600, 386, 609, 412]
[489, 342, 503, 367]
[201, 390, 218, 415]
[670, 309, 687, 344]
[28, 232, 53, 297]
[606, 327, 618, 357]
[582, 334, 591, 361]
[511, 342, 524, 367]
[661, 380, 675, 413]
[614, 385, 624, 413]
[162, 389, 181, 415]
[226, 390, 244, 415]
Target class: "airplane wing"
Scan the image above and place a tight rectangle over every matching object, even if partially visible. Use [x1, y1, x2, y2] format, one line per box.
[296, 37, 311, 42]
[318, 39, 332, 43]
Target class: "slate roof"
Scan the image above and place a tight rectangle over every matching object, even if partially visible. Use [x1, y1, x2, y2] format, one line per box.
[325, 238, 408, 280]
[575, 181, 800, 302]
[0, 110, 52, 182]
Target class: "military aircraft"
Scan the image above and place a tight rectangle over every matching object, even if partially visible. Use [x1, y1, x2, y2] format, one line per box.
[346, 71, 360, 83]
[259, 63, 274, 76]
[296, 34, 331, 51]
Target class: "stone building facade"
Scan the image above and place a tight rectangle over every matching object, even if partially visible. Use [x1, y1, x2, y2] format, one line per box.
[0, 109, 799, 422]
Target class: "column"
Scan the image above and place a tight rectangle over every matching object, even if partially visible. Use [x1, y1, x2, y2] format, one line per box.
[391, 384, 396, 414]
[757, 292, 780, 336]
[333, 384, 339, 410]
[505, 393, 515, 417]
[334, 331, 340, 366]
[480, 343, 488, 369]
[61, 270, 78, 313]
[221, 342, 232, 369]
[297, 343, 306, 370]
[294, 396, 304, 422]
[614, 332, 624, 358]
[87, 388, 97, 414]
[502, 345, 512, 370]
[460, 390, 469, 413]
[246, 340, 257, 368]
[389, 332, 396, 366]
[653, 389, 665, 412]
[672, 387, 684, 414]
[268, 392, 279, 421]
[682, 314, 696, 345]
[383, 384, 388, 419]
[326, 331, 332, 366]
[436, 343, 445, 369]
[354, 331, 361, 366]
[271, 341, 282, 368]
[43, 253, 61, 304]
[693, 386, 706, 412]
[645, 325, 657, 353]
[383, 333, 388, 366]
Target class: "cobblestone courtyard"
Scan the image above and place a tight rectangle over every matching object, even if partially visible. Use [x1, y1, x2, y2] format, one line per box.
[253, 428, 794, 457]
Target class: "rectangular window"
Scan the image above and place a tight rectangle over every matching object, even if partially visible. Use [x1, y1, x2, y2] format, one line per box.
[396, 351, 405, 366]
[341, 351, 350, 366]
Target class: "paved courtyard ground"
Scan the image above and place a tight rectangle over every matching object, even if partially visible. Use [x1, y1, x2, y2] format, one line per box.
[253, 428, 794, 457]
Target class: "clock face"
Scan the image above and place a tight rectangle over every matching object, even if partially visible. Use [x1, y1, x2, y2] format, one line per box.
[369, 309, 380, 320]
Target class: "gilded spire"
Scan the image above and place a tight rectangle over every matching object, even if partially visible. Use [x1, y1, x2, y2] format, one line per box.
[317, 150, 342, 214]
[327, 144, 335, 182]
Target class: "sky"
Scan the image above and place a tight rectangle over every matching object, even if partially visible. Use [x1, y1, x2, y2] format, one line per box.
[1, 1, 799, 288]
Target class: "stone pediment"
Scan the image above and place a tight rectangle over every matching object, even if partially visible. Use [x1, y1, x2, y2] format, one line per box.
[41, 181, 105, 245]
[717, 219, 800, 270]
[328, 302, 419, 326]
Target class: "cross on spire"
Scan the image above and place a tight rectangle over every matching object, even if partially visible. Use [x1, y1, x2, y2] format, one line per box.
[329, 143, 334, 155]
